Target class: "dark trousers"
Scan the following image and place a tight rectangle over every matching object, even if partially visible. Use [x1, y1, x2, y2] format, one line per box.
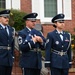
[22, 68, 41, 75]
[51, 68, 69, 75]
[0, 66, 12, 75]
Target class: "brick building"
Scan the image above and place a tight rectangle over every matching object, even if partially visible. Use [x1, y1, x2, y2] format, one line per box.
[21, 0, 75, 37]
[0, 0, 75, 74]
[20, 0, 75, 37]
[0, 0, 75, 37]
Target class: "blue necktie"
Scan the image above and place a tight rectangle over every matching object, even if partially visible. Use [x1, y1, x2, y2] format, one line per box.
[59, 33, 63, 41]
[5, 27, 8, 35]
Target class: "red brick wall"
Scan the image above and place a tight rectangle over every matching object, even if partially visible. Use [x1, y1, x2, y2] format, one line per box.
[72, 0, 75, 34]
[43, 20, 75, 37]
[21, 0, 32, 13]
[21, 0, 75, 37]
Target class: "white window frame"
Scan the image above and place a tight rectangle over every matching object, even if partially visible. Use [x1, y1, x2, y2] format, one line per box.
[6, 0, 20, 10]
[32, 0, 72, 24]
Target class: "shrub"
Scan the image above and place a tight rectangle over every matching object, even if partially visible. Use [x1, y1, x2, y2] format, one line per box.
[0, 9, 27, 30]
[71, 35, 75, 50]
[9, 9, 27, 31]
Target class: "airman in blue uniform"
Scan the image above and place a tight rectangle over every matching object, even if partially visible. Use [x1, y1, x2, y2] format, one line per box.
[45, 14, 72, 75]
[0, 10, 15, 75]
[18, 13, 46, 75]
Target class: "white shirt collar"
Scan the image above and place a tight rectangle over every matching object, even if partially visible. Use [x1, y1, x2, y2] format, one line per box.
[56, 29, 63, 34]
[0, 23, 7, 29]
[26, 26, 31, 31]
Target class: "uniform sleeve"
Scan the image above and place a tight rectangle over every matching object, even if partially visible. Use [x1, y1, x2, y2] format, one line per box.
[11, 38, 15, 58]
[38, 31, 46, 50]
[67, 33, 72, 68]
[45, 33, 52, 67]
[18, 32, 36, 52]
[11, 27, 15, 58]
[25, 30, 46, 50]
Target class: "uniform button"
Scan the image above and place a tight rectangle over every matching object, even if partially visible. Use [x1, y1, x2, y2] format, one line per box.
[62, 45, 64, 47]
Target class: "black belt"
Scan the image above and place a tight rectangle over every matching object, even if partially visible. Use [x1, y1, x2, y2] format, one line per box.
[51, 49, 67, 56]
[0, 46, 11, 50]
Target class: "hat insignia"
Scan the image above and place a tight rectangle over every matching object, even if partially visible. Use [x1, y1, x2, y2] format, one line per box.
[46, 39, 49, 44]
[61, 14, 63, 17]
[34, 13, 36, 16]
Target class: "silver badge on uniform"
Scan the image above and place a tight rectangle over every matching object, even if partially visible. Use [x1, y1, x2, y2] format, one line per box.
[18, 36, 22, 44]
[46, 39, 49, 44]
[29, 34, 31, 36]
[55, 41, 59, 45]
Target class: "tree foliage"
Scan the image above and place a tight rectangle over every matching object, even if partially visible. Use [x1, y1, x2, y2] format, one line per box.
[9, 10, 27, 31]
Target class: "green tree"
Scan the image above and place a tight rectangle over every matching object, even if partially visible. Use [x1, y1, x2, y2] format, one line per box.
[9, 10, 27, 31]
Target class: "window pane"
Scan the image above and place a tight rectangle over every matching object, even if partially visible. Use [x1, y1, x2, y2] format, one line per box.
[44, 0, 57, 17]
[0, 0, 5, 1]
[0, 0, 5, 9]
[2, 1, 5, 8]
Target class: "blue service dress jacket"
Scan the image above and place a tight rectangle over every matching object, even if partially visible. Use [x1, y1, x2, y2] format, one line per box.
[45, 30, 72, 69]
[0, 25, 15, 66]
[18, 27, 46, 69]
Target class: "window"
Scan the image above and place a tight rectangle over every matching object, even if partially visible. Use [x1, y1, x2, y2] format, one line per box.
[44, 0, 57, 17]
[32, 0, 72, 23]
[0, 0, 6, 9]
[6, 0, 20, 10]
